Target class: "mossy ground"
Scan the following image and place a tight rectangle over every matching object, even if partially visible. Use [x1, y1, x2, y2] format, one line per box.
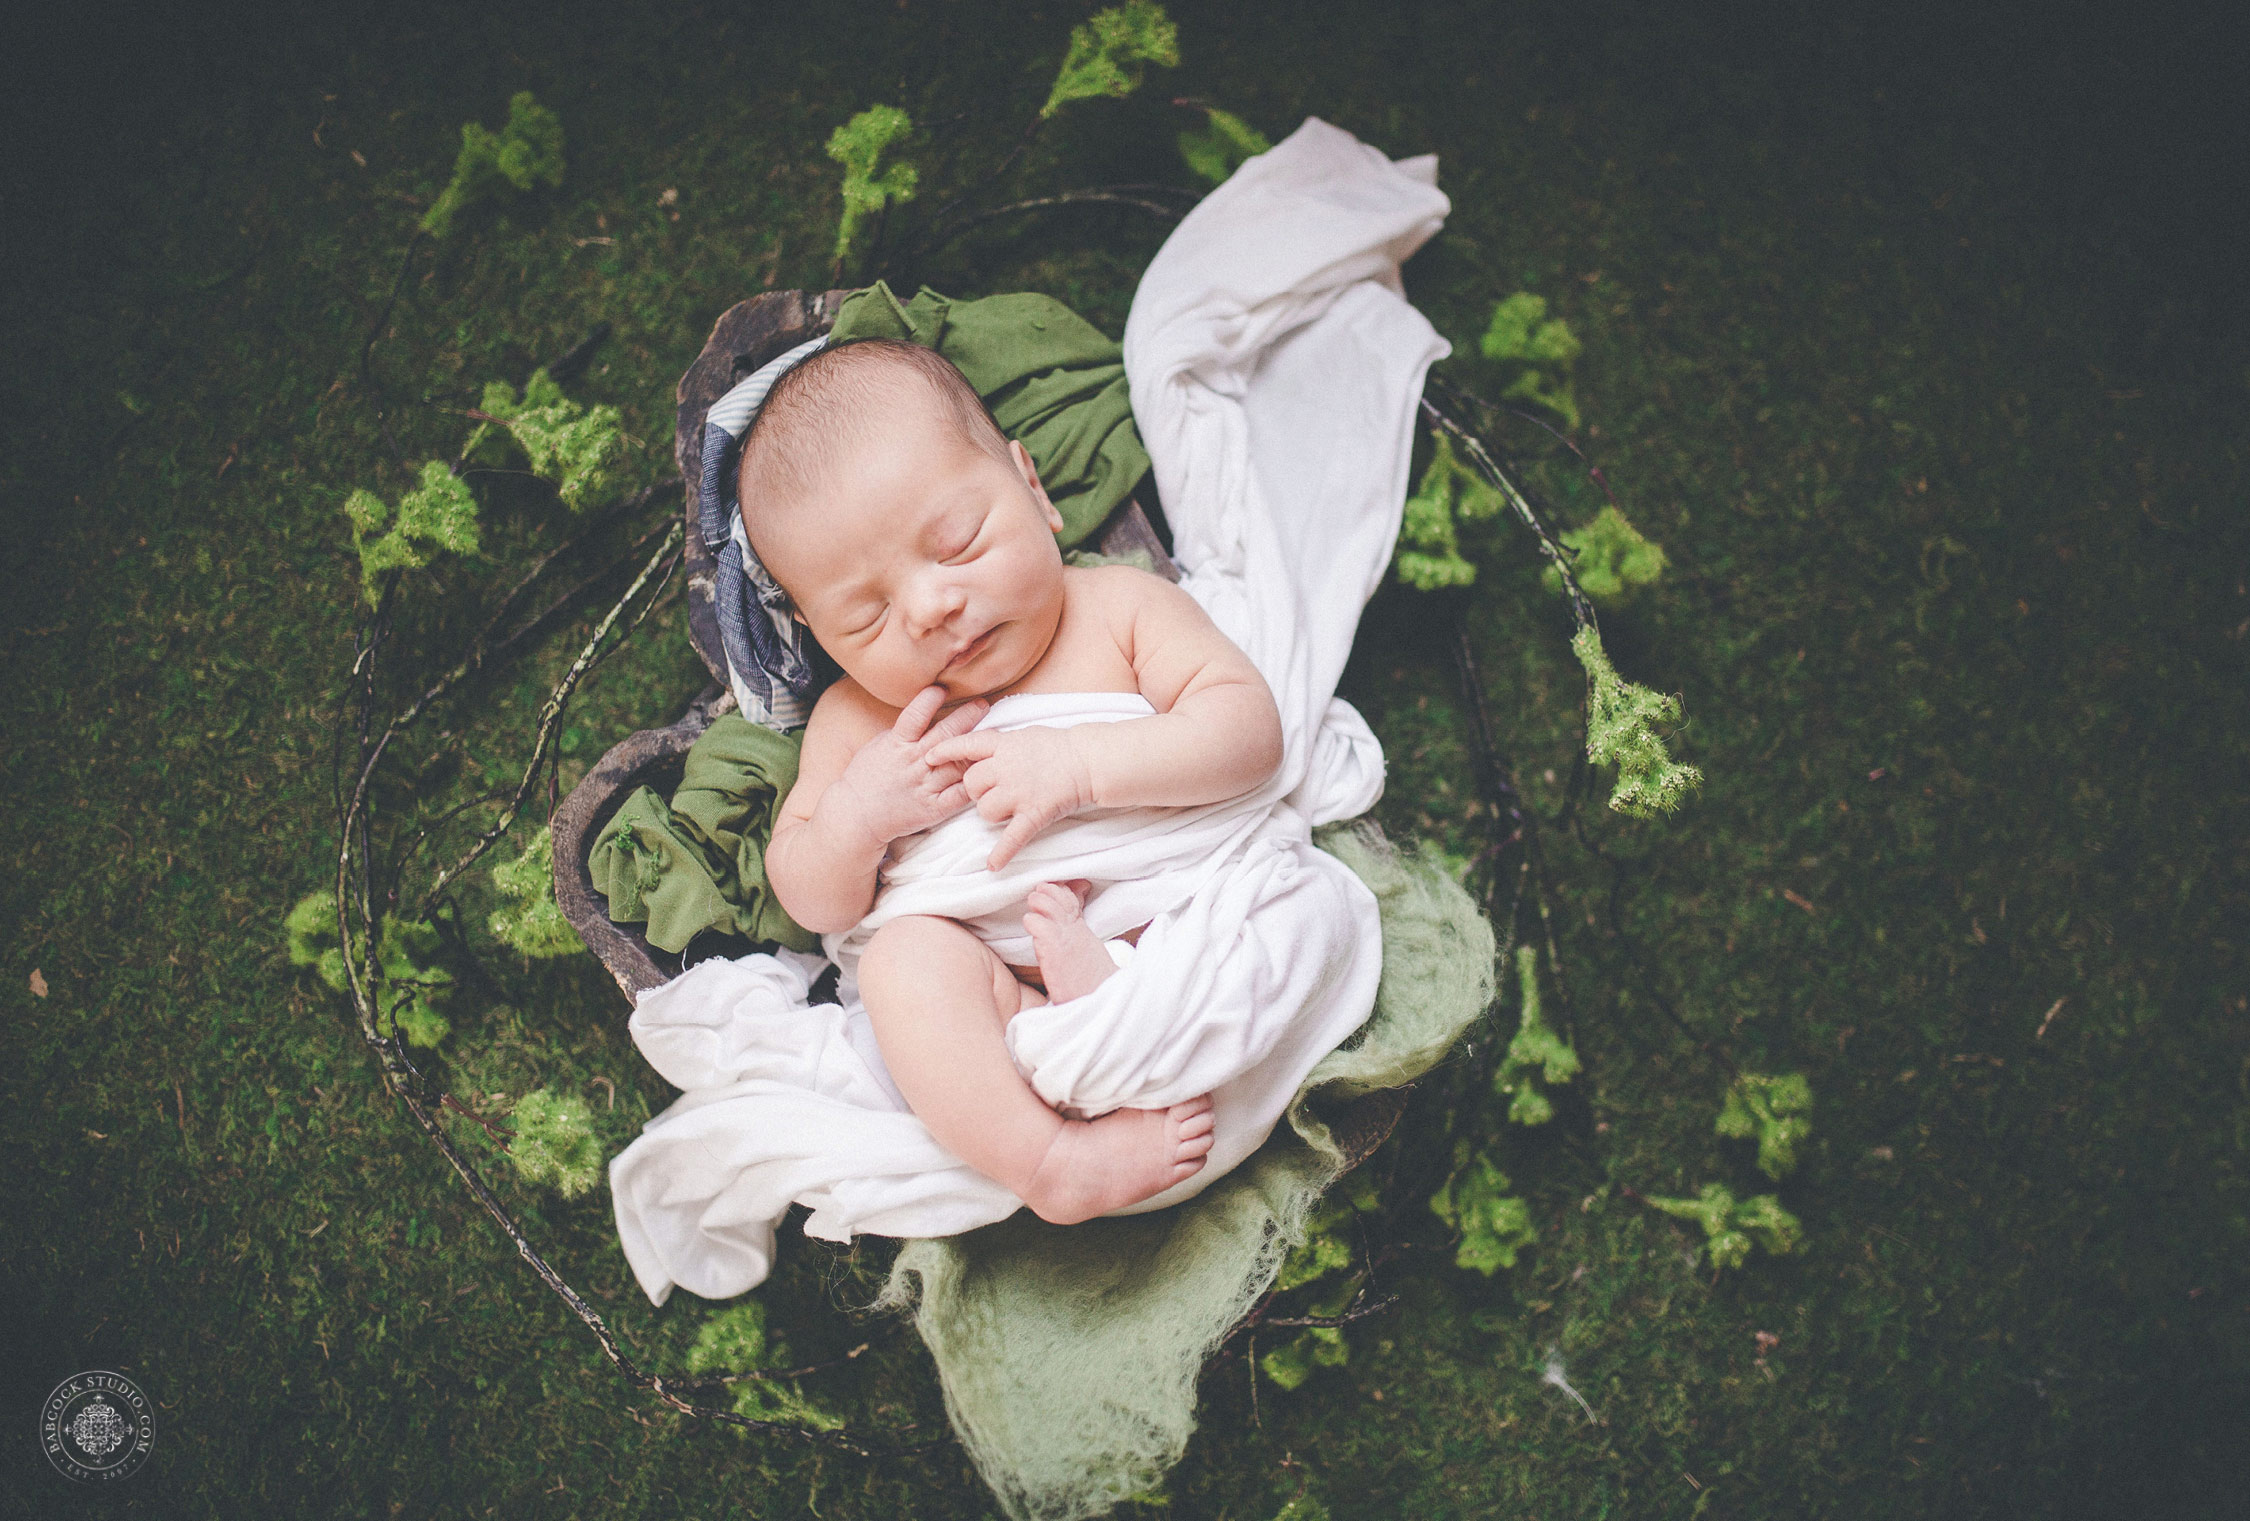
[3, 1, 2245, 1516]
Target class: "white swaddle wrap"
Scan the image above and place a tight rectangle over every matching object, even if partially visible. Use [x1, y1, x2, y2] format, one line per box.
[610, 118, 1450, 1306]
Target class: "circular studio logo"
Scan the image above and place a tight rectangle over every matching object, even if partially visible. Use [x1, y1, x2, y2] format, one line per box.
[42, 1370, 154, 1483]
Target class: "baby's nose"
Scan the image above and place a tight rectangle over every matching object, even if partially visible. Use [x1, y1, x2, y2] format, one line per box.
[903, 572, 967, 636]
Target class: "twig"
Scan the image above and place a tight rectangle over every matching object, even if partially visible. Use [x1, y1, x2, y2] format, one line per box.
[913, 188, 1188, 261]
[1257, 1296, 1400, 1330]
[657, 1339, 885, 1393]
[440, 1093, 512, 1151]
[1500, 403, 1623, 512]
[368, 1057, 934, 1455]
[358, 229, 430, 382]
[1419, 382, 1600, 635]
[415, 522, 683, 915]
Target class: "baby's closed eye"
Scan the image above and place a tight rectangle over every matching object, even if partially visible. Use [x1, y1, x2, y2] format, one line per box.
[937, 517, 984, 562]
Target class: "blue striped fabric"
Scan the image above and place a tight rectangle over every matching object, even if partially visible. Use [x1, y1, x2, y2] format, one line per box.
[695, 336, 829, 729]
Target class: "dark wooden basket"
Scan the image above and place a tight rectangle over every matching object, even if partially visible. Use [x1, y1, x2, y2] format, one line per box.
[551, 290, 1404, 1166]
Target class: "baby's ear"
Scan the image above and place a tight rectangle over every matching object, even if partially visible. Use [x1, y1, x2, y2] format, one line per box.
[1010, 439, 1065, 533]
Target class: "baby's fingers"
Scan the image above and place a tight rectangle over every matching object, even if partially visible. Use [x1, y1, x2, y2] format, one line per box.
[920, 697, 991, 747]
[891, 685, 950, 743]
[924, 731, 1000, 770]
[986, 809, 1051, 872]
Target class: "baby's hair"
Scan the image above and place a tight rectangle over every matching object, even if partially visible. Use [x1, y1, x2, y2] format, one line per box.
[736, 337, 1014, 540]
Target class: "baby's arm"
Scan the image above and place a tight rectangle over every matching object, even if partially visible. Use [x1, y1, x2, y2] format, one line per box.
[1079, 570, 1284, 807]
[765, 683, 988, 934]
[927, 570, 1284, 869]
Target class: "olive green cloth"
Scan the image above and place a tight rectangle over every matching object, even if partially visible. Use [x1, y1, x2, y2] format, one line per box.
[828, 280, 1151, 548]
[878, 823, 1496, 1521]
[586, 713, 816, 954]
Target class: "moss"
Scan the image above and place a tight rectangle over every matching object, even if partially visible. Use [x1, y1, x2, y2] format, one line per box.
[1040, 1, 1179, 118]
[1479, 291, 1583, 430]
[1494, 945, 1581, 1126]
[507, 1088, 602, 1198]
[1716, 1071, 1815, 1180]
[686, 1301, 843, 1430]
[344, 461, 480, 604]
[1542, 505, 1669, 606]
[1645, 1182, 1804, 1271]
[487, 826, 582, 959]
[1394, 432, 1505, 590]
[1178, 107, 1269, 185]
[421, 92, 564, 239]
[284, 892, 452, 1047]
[1428, 1139, 1538, 1276]
[1572, 624, 1703, 818]
[474, 369, 627, 513]
[826, 105, 917, 270]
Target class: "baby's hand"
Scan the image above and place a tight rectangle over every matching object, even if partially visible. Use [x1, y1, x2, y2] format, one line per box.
[827, 686, 988, 851]
[923, 726, 1096, 871]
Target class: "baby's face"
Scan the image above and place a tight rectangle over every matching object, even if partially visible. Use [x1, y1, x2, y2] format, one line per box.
[749, 406, 1067, 709]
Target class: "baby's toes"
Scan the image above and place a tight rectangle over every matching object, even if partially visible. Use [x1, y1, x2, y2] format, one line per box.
[1026, 882, 1085, 923]
[1169, 1096, 1216, 1162]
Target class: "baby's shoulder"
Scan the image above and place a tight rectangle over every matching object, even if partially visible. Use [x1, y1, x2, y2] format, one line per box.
[803, 676, 896, 752]
[1066, 560, 1211, 644]
[1064, 561, 1189, 623]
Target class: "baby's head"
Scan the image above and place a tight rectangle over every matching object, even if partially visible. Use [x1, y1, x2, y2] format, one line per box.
[738, 338, 1067, 708]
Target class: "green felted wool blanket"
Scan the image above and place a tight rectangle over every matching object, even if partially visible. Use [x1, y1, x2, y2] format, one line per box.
[827, 280, 1151, 548]
[878, 821, 1495, 1521]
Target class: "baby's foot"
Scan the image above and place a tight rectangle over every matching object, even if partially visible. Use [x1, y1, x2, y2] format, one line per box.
[1021, 1095, 1216, 1225]
[1023, 881, 1118, 1004]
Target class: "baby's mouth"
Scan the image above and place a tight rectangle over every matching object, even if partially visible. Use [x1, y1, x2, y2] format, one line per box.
[942, 627, 995, 673]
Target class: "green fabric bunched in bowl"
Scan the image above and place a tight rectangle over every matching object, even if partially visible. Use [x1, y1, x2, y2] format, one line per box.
[586, 713, 817, 954]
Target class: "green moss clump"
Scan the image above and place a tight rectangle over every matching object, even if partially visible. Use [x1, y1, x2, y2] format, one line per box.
[508, 1088, 602, 1199]
[285, 890, 349, 993]
[1428, 1140, 1537, 1276]
[1259, 1172, 1380, 1389]
[1645, 1182, 1804, 1271]
[1494, 946, 1581, 1126]
[488, 826, 582, 958]
[1394, 433, 1506, 590]
[373, 917, 453, 1048]
[1716, 1072, 1814, 1180]
[688, 1299, 770, 1371]
[1542, 505, 1669, 605]
[1178, 107, 1269, 185]
[1480, 291, 1583, 430]
[284, 892, 452, 1047]
[421, 92, 564, 239]
[474, 369, 627, 513]
[1572, 625, 1703, 818]
[343, 461, 480, 604]
[1041, 1, 1180, 118]
[686, 1301, 843, 1430]
[826, 106, 917, 270]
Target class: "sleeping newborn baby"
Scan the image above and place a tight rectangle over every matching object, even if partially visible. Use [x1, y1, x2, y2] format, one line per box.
[743, 337, 1285, 1226]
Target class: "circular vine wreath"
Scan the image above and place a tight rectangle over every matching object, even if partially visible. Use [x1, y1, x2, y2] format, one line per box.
[302, 14, 1801, 1461]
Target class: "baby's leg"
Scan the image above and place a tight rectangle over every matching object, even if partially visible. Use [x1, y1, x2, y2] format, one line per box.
[1022, 881, 1121, 1004]
[859, 915, 1213, 1224]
